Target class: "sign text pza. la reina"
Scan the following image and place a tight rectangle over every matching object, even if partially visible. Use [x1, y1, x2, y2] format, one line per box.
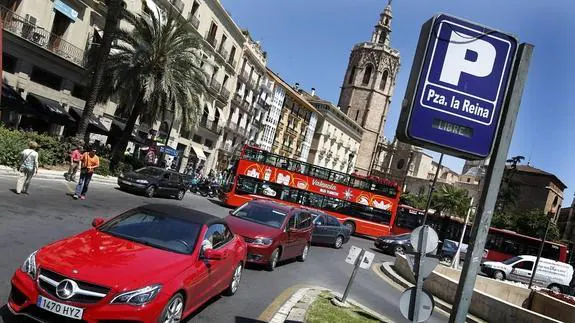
[397, 14, 518, 159]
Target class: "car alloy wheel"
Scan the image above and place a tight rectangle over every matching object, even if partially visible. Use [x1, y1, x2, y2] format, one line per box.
[267, 249, 279, 271]
[441, 256, 453, 266]
[161, 294, 184, 323]
[146, 186, 156, 198]
[494, 270, 505, 280]
[549, 284, 562, 293]
[394, 245, 405, 255]
[177, 190, 185, 200]
[334, 236, 344, 249]
[230, 264, 242, 294]
[297, 244, 309, 262]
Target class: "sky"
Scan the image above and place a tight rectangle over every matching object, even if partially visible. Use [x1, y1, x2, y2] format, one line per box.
[221, 0, 575, 202]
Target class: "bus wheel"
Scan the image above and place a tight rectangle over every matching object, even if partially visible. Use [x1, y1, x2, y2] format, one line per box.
[344, 221, 355, 235]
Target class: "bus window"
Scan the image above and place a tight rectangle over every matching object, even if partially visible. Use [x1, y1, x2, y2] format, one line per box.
[309, 166, 329, 181]
[265, 154, 278, 167]
[236, 176, 258, 194]
[542, 244, 561, 261]
[395, 208, 422, 230]
[281, 186, 300, 204]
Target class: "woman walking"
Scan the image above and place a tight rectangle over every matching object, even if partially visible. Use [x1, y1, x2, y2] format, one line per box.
[16, 141, 39, 194]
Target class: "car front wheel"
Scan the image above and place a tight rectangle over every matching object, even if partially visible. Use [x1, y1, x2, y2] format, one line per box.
[159, 293, 184, 323]
[224, 263, 243, 296]
[334, 236, 344, 249]
[176, 189, 185, 200]
[145, 185, 156, 198]
[494, 270, 505, 280]
[297, 244, 309, 262]
[267, 248, 280, 271]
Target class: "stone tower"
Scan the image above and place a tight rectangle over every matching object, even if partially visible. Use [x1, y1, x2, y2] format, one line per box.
[338, 0, 400, 175]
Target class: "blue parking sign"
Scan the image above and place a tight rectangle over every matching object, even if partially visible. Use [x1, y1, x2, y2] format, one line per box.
[397, 14, 518, 159]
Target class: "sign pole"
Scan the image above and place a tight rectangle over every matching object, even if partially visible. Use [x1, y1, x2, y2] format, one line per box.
[409, 225, 429, 322]
[450, 43, 533, 323]
[528, 213, 552, 289]
[341, 249, 365, 303]
[422, 153, 443, 225]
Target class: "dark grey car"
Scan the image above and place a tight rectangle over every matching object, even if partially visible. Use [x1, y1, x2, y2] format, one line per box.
[374, 233, 413, 255]
[311, 212, 351, 249]
[118, 167, 187, 200]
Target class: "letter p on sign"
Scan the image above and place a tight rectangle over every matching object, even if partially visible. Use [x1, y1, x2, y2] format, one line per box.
[440, 32, 496, 86]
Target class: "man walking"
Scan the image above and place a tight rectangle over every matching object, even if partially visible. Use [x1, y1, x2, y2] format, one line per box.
[16, 141, 39, 194]
[65, 145, 83, 181]
[74, 146, 100, 200]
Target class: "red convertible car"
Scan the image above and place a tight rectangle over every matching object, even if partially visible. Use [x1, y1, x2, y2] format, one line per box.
[7, 204, 247, 323]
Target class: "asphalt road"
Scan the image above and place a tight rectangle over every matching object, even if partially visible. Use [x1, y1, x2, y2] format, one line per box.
[0, 175, 447, 323]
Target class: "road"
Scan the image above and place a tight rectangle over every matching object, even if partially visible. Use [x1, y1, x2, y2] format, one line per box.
[0, 176, 447, 323]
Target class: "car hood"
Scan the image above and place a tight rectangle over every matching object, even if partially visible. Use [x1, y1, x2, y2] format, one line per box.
[36, 229, 191, 290]
[481, 261, 509, 270]
[123, 172, 158, 181]
[225, 215, 282, 239]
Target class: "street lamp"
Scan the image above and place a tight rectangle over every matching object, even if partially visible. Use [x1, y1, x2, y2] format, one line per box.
[528, 186, 559, 289]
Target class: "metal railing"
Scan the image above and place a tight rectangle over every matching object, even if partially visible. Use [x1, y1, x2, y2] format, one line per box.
[248, 78, 258, 90]
[219, 47, 229, 61]
[209, 79, 222, 93]
[226, 120, 238, 132]
[205, 30, 218, 49]
[199, 118, 222, 134]
[219, 87, 231, 101]
[190, 14, 200, 29]
[232, 93, 242, 105]
[1, 6, 86, 67]
[239, 70, 249, 82]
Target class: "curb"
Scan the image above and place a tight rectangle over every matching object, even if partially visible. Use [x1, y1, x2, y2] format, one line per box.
[0, 168, 118, 185]
[269, 286, 392, 323]
[377, 262, 486, 323]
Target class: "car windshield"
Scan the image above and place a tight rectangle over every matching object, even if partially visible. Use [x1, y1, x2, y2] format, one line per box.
[232, 203, 287, 228]
[135, 167, 165, 177]
[502, 256, 523, 265]
[98, 210, 201, 254]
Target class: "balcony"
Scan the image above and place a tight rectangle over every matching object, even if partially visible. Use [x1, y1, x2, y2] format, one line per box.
[199, 118, 223, 134]
[228, 58, 238, 69]
[225, 120, 238, 132]
[239, 70, 250, 83]
[260, 82, 273, 94]
[232, 93, 242, 106]
[189, 14, 200, 30]
[218, 47, 229, 62]
[169, 0, 184, 13]
[1, 7, 86, 67]
[248, 78, 258, 90]
[209, 79, 222, 95]
[219, 87, 231, 102]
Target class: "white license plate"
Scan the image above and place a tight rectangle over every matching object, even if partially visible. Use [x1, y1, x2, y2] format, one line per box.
[37, 296, 83, 320]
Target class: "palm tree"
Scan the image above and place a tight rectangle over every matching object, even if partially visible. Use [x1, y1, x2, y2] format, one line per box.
[100, 8, 208, 169]
[432, 185, 471, 218]
[75, 0, 124, 143]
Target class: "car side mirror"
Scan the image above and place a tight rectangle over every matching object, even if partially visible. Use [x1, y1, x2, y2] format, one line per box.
[229, 210, 234, 216]
[92, 217, 105, 228]
[202, 248, 223, 260]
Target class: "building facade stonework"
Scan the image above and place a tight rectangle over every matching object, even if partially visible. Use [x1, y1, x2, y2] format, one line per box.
[337, 2, 400, 175]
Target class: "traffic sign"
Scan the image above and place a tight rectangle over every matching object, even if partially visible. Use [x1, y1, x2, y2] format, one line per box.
[410, 226, 439, 254]
[360, 250, 375, 269]
[397, 14, 518, 159]
[346, 246, 362, 265]
[407, 255, 440, 279]
[400, 287, 435, 322]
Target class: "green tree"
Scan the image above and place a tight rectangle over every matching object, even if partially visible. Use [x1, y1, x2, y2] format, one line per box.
[99, 9, 208, 169]
[400, 192, 427, 209]
[513, 209, 560, 241]
[432, 184, 471, 219]
[75, 0, 125, 143]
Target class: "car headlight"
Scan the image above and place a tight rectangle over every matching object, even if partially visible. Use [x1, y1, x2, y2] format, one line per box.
[382, 239, 394, 243]
[111, 284, 162, 305]
[135, 179, 148, 184]
[21, 250, 38, 279]
[251, 237, 273, 246]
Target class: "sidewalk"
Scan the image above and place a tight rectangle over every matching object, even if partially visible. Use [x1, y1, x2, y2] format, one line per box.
[0, 165, 118, 185]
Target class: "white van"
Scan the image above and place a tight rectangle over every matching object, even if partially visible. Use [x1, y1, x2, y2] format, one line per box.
[481, 255, 574, 293]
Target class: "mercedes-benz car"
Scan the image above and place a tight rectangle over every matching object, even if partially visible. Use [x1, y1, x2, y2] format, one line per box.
[7, 204, 247, 323]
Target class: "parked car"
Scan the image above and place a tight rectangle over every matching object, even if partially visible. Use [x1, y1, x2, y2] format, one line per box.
[7, 204, 247, 322]
[225, 199, 313, 271]
[481, 255, 574, 293]
[118, 167, 187, 199]
[374, 233, 413, 255]
[310, 211, 351, 249]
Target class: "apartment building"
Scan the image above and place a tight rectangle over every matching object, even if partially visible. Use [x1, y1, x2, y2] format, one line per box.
[217, 32, 274, 171]
[301, 90, 362, 173]
[267, 69, 318, 161]
[0, 0, 110, 140]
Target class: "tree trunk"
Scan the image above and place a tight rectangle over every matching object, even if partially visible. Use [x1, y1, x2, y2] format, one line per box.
[75, 0, 123, 142]
[109, 99, 143, 171]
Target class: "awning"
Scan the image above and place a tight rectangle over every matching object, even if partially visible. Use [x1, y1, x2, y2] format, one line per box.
[191, 143, 207, 160]
[0, 84, 38, 116]
[26, 94, 75, 125]
[110, 119, 147, 144]
[69, 107, 109, 135]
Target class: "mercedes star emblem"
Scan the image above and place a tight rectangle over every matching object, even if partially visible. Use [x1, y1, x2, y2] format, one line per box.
[56, 279, 76, 300]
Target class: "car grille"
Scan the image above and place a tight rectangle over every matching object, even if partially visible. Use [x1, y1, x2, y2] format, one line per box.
[38, 268, 111, 303]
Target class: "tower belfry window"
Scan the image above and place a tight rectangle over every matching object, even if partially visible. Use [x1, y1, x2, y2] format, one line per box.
[380, 70, 389, 91]
[362, 64, 373, 85]
[348, 66, 357, 85]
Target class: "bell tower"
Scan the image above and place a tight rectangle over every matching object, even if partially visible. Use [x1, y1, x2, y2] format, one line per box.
[338, 0, 400, 175]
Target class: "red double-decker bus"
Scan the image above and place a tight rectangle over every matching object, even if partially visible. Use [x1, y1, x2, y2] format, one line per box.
[221, 145, 401, 237]
[392, 205, 570, 263]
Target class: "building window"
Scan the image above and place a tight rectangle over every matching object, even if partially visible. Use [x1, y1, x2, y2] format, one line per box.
[362, 64, 373, 85]
[355, 110, 360, 122]
[3, 53, 17, 74]
[229, 46, 237, 65]
[219, 34, 227, 52]
[222, 75, 229, 88]
[348, 66, 357, 85]
[30, 66, 62, 90]
[71, 83, 87, 100]
[192, 135, 202, 143]
[190, 0, 199, 17]
[205, 139, 213, 149]
[380, 70, 389, 91]
[207, 21, 218, 44]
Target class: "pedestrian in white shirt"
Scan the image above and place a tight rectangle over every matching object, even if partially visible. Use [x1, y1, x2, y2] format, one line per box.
[16, 141, 39, 194]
